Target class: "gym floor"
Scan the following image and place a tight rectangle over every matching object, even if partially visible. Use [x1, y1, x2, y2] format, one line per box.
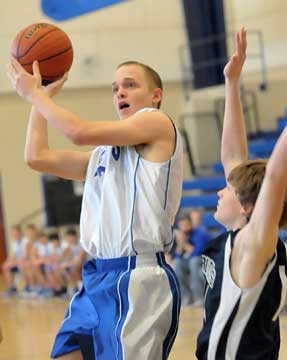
[0, 278, 286, 360]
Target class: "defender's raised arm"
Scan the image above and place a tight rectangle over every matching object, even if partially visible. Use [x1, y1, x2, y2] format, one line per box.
[221, 28, 248, 178]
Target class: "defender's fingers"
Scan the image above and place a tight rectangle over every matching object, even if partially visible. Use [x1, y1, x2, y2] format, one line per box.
[241, 28, 247, 54]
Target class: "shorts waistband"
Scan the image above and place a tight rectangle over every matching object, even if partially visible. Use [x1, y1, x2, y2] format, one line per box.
[92, 252, 166, 272]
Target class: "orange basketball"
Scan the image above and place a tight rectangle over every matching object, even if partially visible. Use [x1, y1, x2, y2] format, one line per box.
[10, 23, 73, 85]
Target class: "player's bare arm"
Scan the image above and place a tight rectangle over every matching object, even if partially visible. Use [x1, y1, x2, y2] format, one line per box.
[235, 125, 287, 288]
[19, 63, 91, 180]
[227, 28, 287, 286]
[7, 58, 175, 163]
[25, 107, 90, 180]
[221, 27, 248, 178]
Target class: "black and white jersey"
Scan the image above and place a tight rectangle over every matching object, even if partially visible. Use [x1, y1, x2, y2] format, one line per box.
[196, 230, 287, 360]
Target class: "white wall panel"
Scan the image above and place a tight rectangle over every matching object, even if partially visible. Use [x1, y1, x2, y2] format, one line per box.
[1, 0, 187, 93]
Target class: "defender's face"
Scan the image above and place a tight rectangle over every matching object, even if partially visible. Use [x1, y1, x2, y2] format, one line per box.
[214, 184, 243, 229]
[112, 65, 157, 120]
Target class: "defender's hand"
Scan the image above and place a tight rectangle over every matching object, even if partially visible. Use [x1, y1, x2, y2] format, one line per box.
[224, 27, 247, 82]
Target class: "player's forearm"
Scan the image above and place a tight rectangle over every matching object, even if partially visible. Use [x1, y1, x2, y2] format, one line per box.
[249, 126, 287, 255]
[24, 107, 49, 166]
[265, 125, 287, 190]
[221, 80, 248, 170]
[30, 89, 86, 143]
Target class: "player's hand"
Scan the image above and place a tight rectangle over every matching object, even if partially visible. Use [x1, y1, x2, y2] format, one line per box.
[43, 72, 68, 98]
[223, 27, 247, 82]
[6, 58, 41, 101]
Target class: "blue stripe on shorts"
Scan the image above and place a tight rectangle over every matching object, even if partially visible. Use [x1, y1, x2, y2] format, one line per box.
[50, 253, 179, 360]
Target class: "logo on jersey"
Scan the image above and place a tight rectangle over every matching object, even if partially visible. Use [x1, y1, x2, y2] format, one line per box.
[95, 147, 121, 177]
[202, 255, 216, 288]
[112, 146, 121, 161]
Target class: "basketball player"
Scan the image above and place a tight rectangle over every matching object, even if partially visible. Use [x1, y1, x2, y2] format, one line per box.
[7, 59, 183, 360]
[196, 28, 287, 359]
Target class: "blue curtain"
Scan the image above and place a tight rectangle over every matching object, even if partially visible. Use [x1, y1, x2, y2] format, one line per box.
[41, 0, 130, 21]
[182, 0, 227, 89]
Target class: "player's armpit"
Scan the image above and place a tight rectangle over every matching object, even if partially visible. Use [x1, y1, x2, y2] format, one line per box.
[231, 223, 278, 288]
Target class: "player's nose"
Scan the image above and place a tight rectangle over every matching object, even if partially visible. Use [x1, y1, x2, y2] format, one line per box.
[117, 86, 127, 99]
[217, 188, 225, 197]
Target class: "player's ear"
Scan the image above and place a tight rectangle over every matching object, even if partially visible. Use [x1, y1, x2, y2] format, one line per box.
[152, 88, 162, 108]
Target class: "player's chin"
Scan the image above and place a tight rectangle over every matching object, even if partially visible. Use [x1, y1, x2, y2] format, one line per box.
[119, 113, 128, 120]
[214, 211, 228, 228]
[214, 210, 222, 224]
[119, 109, 132, 120]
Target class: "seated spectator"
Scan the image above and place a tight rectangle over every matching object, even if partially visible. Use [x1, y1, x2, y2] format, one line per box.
[174, 213, 211, 306]
[20, 224, 41, 296]
[60, 228, 86, 297]
[45, 233, 67, 297]
[2, 225, 28, 296]
[31, 231, 54, 297]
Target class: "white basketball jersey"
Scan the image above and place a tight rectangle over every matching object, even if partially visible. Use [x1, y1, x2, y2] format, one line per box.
[80, 108, 183, 259]
[11, 237, 28, 259]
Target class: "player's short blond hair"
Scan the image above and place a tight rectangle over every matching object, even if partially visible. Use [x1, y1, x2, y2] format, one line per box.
[117, 61, 163, 109]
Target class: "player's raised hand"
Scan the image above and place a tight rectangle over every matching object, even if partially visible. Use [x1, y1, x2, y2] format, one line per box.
[43, 72, 68, 98]
[224, 27, 247, 82]
[6, 57, 40, 101]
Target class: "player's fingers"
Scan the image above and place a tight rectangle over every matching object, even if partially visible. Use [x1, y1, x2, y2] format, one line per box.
[33, 60, 40, 75]
[11, 57, 23, 72]
[235, 31, 240, 56]
[6, 62, 16, 78]
[241, 28, 247, 55]
[238, 27, 247, 59]
[55, 72, 68, 87]
[6, 64, 18, 88]
[9, 59, 19, 74]
[6, 71, 17, 89]
[32, 61, 41, 76]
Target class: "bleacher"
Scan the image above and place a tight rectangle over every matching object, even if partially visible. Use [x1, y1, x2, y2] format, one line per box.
[180, 113, 287, 235]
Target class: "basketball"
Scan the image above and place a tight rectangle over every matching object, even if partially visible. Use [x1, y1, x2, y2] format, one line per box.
[10, 23, 73, 85]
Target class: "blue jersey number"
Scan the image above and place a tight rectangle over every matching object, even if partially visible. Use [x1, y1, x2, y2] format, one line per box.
[112, 146, 121, 161]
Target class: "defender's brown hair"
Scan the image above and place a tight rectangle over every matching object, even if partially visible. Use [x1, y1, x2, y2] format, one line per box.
[117, 61, 163, 108]
[228, 159, 287, 228]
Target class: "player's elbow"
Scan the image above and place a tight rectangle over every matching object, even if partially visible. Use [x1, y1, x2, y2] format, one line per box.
[70, 132, 84, 145]
[24, 152, 46, 171]
[68, 126, 90, 146]
[25, 155, 41, 170]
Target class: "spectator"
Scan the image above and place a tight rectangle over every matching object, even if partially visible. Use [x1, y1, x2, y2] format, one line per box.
[2, 225, 28, 295]
[174, 213, 211, 306]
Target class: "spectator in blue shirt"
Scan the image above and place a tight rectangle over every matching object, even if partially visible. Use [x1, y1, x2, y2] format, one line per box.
[174, 212, 211, 306]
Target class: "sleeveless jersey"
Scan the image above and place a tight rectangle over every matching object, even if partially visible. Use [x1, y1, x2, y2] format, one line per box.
[80, 108, 183, 258]
[35, 242, 52, 257]
[11, 237, 28, 259]
[196, 230, 287, 360]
